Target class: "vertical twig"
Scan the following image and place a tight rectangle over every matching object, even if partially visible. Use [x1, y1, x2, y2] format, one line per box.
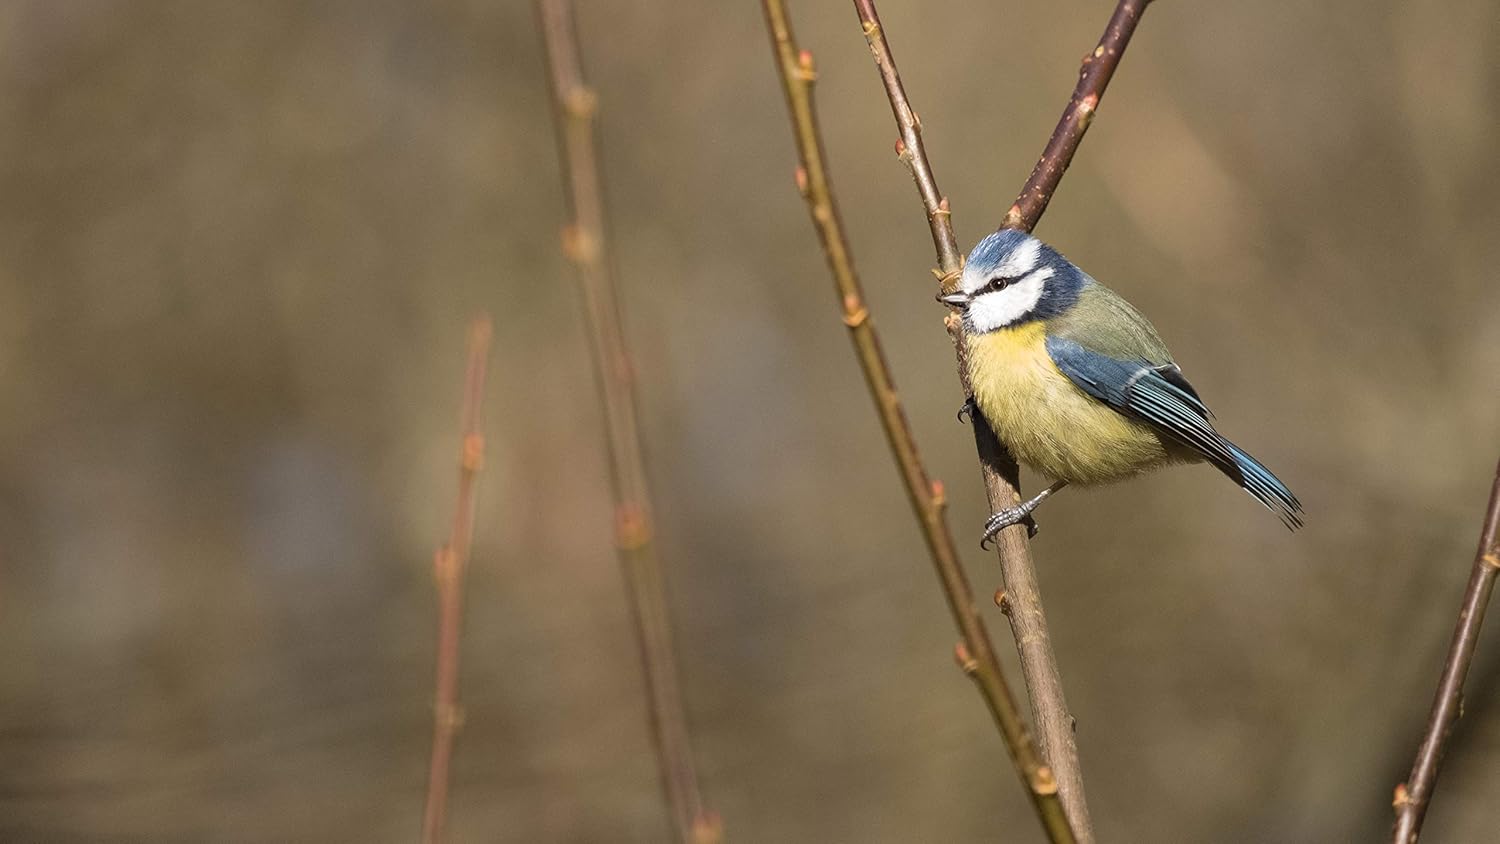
[850, 0, 1154, 837]
[536, 3, 721, 843]
[1391, 460, 1500, 843]
[761, 2, 1074, 840]
[850, 1, 1094, 837]
[421, 315, 493, 844]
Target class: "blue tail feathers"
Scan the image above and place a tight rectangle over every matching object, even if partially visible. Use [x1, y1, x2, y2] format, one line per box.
[1224, 443, 1303, 530]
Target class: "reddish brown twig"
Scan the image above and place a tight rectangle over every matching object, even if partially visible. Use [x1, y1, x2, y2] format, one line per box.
[1391, 460, 1500, 843]
[1002, 0, 1154, 232]
[420, 315, 492, 844]
[762, 2, 1073, 840]
[536, 3, 720, 843]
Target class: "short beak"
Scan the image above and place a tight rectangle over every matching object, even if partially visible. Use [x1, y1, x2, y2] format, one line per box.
[938, 291, 971, 308]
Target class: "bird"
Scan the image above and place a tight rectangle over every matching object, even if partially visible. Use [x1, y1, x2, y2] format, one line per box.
[939, 229, 1302, 547]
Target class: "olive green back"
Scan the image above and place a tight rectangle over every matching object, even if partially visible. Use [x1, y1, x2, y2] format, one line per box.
[1045, 277, 1174, 365]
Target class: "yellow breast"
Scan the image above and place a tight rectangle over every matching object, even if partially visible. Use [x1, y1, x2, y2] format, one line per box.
[966, 322, 1175, 484]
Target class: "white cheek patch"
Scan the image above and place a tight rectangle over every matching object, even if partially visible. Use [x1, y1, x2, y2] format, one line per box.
[967, 266, 1053, 332]
[960, 235, 1042, 294]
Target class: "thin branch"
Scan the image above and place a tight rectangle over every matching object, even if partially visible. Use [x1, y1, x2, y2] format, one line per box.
[761, 2, 1073, 840]
[536, 3, 721, 843]
[1002, 0, 1154, 232]
[849, 0, 1167, 838]
[421, 314, 492, 844]
[1391, 460, 1500, 844]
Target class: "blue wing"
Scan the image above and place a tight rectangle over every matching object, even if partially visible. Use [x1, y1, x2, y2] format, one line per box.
[1045, 336, 1303, 529]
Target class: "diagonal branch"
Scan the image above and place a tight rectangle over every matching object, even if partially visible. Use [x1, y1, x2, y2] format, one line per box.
[1391, 460, 1500, 844]
[761, 1, 1074, 840]
[421, 315, 492, 844]
[1003, 0, 1154, 233]
[536, 3, 721, 842]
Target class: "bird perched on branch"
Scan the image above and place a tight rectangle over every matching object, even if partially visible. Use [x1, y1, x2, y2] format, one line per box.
[940, 230, 1302, 547]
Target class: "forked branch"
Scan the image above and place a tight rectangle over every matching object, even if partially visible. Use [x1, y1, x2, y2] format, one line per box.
[537, 3, 721, 842]
[851, 1, 1157, 839]
[421, 315, 492, 844]
[1391, 460, 1500, 843]
[851, 1, 1093, 837]
[762, 1, 1073, 840]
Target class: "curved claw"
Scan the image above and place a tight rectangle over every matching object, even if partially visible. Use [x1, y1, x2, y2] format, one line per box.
[979, 508, 1038, 549]
[957, 397, 977, 425]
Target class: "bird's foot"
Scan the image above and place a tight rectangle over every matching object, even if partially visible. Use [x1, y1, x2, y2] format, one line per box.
[979, 480, 1068, 548]
[957, 396, 978, 424]
[980, 507, 1039, 549]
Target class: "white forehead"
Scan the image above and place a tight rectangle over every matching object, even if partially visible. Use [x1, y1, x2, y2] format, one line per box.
[960, 234, 1042, 294]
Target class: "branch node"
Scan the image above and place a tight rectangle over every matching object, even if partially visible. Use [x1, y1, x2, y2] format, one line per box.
[691, 812, 725, 844]
[461, 433, 485, 472]
[795, 49, 818, 81]
[934, 266, 961, 292]
[560, 223, 600, 265]
[995, 589, 1012, 615]
[562, 85, 598, 118]
[1393, 782, 1411, 810]
[953, 642, 979, 675]
[894, 138, 909, 160]
[1033, 765, 1060, 796]
[794, 166, 809, 197]
[930, 479, 947, 508]
[841, 295, 870, 328]
[433, 701, 467, 731]
[613, 503, 652, 550]
[1482, 552, 1500, 571]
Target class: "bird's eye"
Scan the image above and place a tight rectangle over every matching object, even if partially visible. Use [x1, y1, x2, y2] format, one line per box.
[986, 276, 1012, 292]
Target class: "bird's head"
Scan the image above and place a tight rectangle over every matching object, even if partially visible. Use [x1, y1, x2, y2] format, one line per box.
[940, 230, 1083, 334]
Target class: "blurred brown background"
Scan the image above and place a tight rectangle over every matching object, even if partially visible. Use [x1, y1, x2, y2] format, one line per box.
[2, 1, 1498, 841]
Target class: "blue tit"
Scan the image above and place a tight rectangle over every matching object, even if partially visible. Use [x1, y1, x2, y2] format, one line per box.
[939, 229, 1302, 546]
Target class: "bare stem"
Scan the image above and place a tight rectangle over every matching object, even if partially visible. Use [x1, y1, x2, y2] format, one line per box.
[420, 315, 493, 844]
[847, 0, 1163, 837]
[761, 2, 1073, 840]
[536, 3, 721, 843]
[1003, 0, 1154, 232]
[1391, 460, 1500, 843]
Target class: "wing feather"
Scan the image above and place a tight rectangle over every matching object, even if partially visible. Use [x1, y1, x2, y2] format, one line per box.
[1044, 336, 1236, 474]
[1044, 335, 1303, 528]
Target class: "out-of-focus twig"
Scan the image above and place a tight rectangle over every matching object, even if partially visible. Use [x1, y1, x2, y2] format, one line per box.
[536, 3, 720, 843]
[420, 315, 492, 844]
[1002, 0, 1154, 232]
[1391, 460, 1500, 844]
[761, 2, 1074, 840]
